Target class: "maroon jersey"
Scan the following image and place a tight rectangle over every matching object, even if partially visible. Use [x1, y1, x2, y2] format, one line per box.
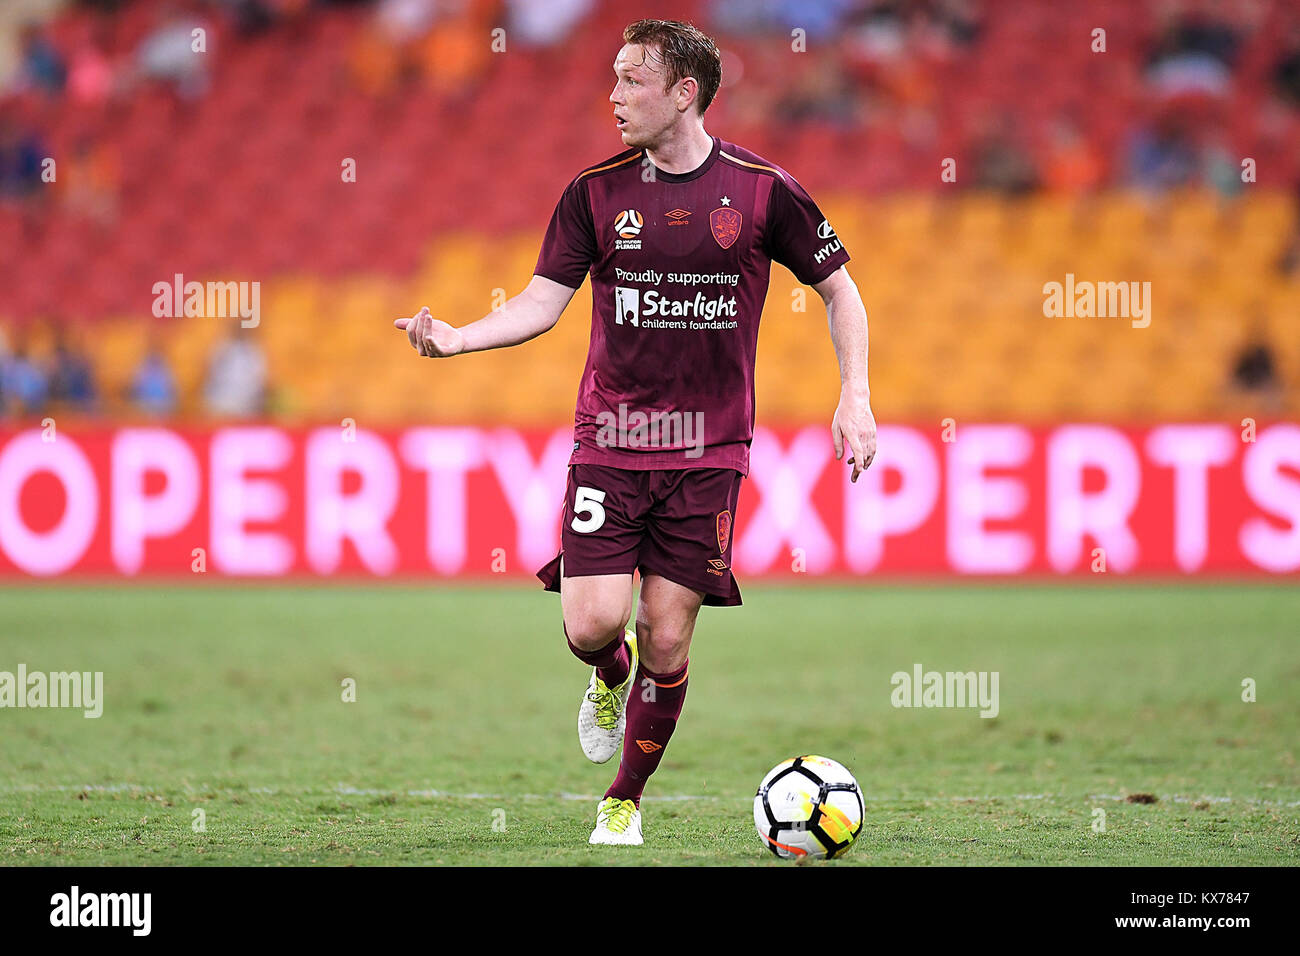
[534, 135, 850, 476]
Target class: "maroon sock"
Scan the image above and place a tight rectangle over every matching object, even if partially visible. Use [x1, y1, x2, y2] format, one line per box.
[565, 626, 631, 688]
[606, 660, 689, 807]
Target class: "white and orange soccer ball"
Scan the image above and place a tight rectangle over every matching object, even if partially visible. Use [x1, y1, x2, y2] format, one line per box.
[753, 755, 864, 860]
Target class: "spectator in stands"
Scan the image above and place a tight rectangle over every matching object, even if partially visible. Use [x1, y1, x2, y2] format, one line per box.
[923, 0, 981, 50]
[48, 328, 98, 414]
[1226, 322, 1283, 413]
[130, 335, 179, 417]
[0, 335, 49, 417]
[417, 0, 495, 99]
[1124, 113, 1200, 192]
[1272, 21, 1300, 108]
[773, 0, 856, 43]
[203, 324, 267, 418]
[66, 23, 118, 107]
[773, 50, 861, 129]
[377, 0, 438, 42]
[136, 3, 213, 100]
[1203, 135, 1244, 199]
[0, 117, 46, 201]
[62, 137, 121, 225]
[709, 0, 781, 36]
[843, 0, 980, 63]
[348, 0, 437, 95]
[506, 0, 593, 48]
[15, 23, 67, 96]
[1043, 116, 1103, 194]
[970, 111, 1038, 194]
[846, 0, 908, 53]
[209, 0, 277, 38]
[1145, 1, 1243, 98]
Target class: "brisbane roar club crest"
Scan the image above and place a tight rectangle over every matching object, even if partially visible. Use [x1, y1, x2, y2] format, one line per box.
[710, 207, 742, 249]
[716, 510, 732, 553]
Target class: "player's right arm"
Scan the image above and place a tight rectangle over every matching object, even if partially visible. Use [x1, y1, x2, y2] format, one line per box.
[394, 167, 597, 358]
[392, 274, 577, 358]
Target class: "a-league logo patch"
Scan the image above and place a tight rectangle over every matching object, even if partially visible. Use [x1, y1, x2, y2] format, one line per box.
[716, 510, 732, 553]
[709, 207, 742, 249]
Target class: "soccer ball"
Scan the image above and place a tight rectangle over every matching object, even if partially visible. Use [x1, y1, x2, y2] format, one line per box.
[753, 755, 864, 859]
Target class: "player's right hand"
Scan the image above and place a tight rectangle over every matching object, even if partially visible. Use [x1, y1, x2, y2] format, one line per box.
[393, 306, 465, 357]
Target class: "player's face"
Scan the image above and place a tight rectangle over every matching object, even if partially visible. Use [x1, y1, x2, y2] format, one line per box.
[610, 43, 682, 149]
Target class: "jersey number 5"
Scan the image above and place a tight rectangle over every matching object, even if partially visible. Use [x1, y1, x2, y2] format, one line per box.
[571, 486, 607, 533]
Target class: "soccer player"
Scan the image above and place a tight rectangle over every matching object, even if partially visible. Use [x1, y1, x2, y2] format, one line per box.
[394, 19, 876, 846]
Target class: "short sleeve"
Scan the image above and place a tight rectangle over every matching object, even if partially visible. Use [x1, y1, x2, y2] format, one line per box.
[534, 177, 598, 289]
[763, 176, 850, 286]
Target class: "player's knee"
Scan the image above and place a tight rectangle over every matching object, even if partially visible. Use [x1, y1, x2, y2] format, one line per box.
[635, 620, 692, 674]
[564, 607, 629, 652]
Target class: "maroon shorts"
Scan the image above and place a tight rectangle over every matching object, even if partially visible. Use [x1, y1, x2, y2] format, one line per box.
[536, 463, 744, 607]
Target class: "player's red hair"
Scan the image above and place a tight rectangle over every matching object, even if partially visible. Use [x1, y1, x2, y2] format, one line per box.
[622, 19, 723, 114]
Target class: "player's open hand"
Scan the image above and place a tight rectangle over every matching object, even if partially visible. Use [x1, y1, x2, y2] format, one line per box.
[832, 394, 877, 483]
[393, 307, 465, 357]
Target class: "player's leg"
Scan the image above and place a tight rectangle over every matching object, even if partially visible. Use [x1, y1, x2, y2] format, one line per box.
[589, 468, 744, 845]
[589, 574, 703, 846]
[560, 569, 642, 762]
[607, 574, 702, 793]
[560, 571, 632, 661]
[632, 573, 701, 673]
[537, 465, 647, 764]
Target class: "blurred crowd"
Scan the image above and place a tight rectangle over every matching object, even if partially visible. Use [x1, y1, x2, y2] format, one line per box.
[0, 320, 267, 419]
[1, 0, 1298, 421]
[6, 0, 1300, 198]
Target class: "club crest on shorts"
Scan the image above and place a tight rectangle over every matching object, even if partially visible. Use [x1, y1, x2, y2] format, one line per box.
[710, 207, 742, 249]
[716, 510, 732, 553]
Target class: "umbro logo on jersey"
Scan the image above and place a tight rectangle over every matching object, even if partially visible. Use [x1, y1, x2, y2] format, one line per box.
[665, 208, 691, 227]
[614, 209, 643, 250]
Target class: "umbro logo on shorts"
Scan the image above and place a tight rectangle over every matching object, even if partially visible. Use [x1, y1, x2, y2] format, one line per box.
[707, 558, 728, 576]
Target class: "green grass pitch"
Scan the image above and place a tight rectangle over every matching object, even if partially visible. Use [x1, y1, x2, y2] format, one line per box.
[1, 583, 1296, 866]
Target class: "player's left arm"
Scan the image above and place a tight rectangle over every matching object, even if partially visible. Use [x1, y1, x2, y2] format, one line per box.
[813, 265, 877, 482]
